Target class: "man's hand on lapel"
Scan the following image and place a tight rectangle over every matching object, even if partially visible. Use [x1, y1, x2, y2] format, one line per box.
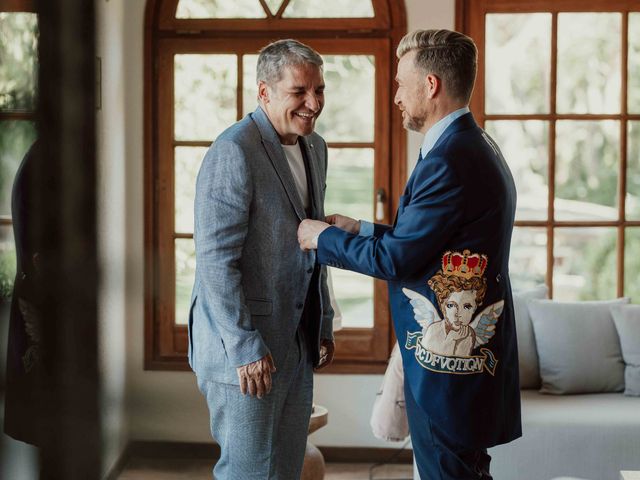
[298, 219, 330, 250]
[315, 339, 335, 371]
[325, 214, 360, 234]
[237, 354, 276, 399]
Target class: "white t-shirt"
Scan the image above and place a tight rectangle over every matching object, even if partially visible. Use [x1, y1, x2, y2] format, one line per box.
[281, 142, 309, 211]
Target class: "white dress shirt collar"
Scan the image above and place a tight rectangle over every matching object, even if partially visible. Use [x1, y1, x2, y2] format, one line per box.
[420, 106, 470, 159]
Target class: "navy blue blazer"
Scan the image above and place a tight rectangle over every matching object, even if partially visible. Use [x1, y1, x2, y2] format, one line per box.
[318, 113, 521, 448]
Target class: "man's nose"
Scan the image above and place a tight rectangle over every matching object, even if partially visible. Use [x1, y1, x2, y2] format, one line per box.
[394, 90, 401, 106]
[305, 92, 320, 111]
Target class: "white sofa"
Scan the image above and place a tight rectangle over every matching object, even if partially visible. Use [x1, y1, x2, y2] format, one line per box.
[487, 290, 640, 480]
[489, 390, 640, 480]
[413, 391, 640, 480]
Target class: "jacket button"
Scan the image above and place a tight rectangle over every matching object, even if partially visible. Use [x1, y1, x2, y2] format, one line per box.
[496, 274, 501, 283]
[307, 267, 314, 273]
[296, 303, 304, 309]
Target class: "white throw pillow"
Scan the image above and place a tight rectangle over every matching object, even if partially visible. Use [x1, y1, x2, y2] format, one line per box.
[528, 298, 628, 394]
[610, 304, 640, 396]
[513, 285, 548, 389]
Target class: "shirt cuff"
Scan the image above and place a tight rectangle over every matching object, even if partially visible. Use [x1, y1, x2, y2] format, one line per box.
[312, 234, 320, 249]
[359, 220, 374, 237]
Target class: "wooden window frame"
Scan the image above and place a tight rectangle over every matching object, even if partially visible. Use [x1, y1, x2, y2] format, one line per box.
[457, 0, 640, 298]
[144, 0, 407, 373]
[0, 0, 34, 12]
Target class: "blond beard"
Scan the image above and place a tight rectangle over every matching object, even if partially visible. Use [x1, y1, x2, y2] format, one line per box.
[403, 112, 426, 132]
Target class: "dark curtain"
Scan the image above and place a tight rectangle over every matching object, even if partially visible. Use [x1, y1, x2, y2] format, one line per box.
[35, 0, 101, 478]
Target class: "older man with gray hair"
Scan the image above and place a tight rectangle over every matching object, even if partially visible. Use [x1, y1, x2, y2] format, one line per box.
[189, 39, 334, 479]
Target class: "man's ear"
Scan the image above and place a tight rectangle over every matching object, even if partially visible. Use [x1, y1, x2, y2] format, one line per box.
[425, 73, 440, 99]
[258, 80, 269, 104]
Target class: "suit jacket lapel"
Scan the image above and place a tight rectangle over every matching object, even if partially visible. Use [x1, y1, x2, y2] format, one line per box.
[252, 107, 307, 221]
[300, 136, 322, 219]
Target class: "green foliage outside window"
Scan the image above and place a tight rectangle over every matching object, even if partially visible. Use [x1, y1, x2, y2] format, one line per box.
[0, 248, 16, 301]
[0, 12, 38, 300]
[0, 13, 38, 111]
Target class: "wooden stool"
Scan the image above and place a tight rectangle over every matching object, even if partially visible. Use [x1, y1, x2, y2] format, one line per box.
[301, 404, 328, 480]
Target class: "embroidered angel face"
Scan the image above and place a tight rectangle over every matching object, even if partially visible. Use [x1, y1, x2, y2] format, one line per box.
[403, 250, 503, 361]
[428, 272, 487, 327]
[443, 290, 478, 329]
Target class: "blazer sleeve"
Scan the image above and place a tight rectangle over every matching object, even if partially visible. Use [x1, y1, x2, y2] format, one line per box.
[317, 155, 464, 282]
[360, 220, 392, 238]
[194, 139, 269, 367]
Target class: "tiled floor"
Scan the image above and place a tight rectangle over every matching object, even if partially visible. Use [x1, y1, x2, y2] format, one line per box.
[118, 458, 413, 480]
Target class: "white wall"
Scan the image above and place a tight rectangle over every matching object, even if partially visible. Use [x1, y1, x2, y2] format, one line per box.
[97, 0, 130, 474]
[114, 0, 456, 449]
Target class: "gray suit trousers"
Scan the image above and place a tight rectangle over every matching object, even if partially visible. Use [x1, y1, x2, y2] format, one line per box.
[198, 328, 313, 480]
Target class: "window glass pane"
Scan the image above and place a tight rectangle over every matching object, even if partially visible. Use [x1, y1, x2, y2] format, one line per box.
[325, 148, 373, 328]
[175, 238, 196, 325]
[557, 13, 621, 114]
[263, 0, 284, 16]
[628, 121, 640, 220]
[0, 121, 37, 217]
[316, 55, 375, 143]
[176, 0, 267, 18]
[0, 13, 38, 111]
[485, 13, 551, 114]
[242, 54, 259, 117]
[553, 227, 617, 301]
[485, 121, 548, 221]
[283, 0, 374, 18]
[625, 228, 640, 303]
[325, 148, 373, 220]
[555, 120, 619, 221]
[329, 267, 373, 328]
[175, 54, 237, 141]
[175, 147, 207, 234]
[510, 227, 547, 291]
[629, 13, 640, 113]
[0, 225, 16, 302]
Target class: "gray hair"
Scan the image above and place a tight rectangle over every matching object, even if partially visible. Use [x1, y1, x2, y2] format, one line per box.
[397, 29, 477, 103]
[256, 39, 323, 85]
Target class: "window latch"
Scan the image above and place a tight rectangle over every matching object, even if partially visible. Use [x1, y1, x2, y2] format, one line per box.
[375, 188, 386, 221]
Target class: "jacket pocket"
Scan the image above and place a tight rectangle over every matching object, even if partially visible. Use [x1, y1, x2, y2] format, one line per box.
[246, 298, 272, 316]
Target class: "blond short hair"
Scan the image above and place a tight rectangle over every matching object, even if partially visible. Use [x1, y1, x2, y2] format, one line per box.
[397, 29, 477, 103]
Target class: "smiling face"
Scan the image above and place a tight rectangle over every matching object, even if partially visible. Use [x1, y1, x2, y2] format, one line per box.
[394, 50, 431, 134]
[259, 63, 325, 145]
[442, 290, 478, 329]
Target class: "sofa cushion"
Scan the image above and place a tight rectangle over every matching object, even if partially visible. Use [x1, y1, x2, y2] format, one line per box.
[513, 285, 547, 389]
[489, 390, 640, 480]
[610, 305, 640, 396]
[528, 298, 628, 394]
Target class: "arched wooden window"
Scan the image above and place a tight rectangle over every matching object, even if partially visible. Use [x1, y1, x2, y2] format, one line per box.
[458, 0, 640, 302]
[145, 0, 407, 372]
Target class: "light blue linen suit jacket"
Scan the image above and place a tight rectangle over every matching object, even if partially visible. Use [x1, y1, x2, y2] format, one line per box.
[189, 106, 334, 384]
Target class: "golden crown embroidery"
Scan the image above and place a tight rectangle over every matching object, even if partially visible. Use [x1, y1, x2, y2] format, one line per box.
[404, 249, 503, 376]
